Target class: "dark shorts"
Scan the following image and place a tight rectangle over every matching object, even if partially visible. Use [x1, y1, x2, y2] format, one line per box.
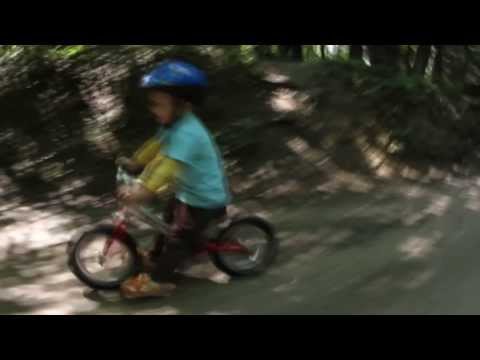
[150, 197, 227, 281]
[164, 197, 227, 251]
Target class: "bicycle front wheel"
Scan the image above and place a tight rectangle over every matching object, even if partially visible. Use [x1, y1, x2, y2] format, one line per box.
[68, 226, 141, 290]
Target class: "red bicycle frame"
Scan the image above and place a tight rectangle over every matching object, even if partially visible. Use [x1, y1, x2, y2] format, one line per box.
[205, 242, 251, 254]
[102, 207, 252, 258]
[102, 208, 129, 258]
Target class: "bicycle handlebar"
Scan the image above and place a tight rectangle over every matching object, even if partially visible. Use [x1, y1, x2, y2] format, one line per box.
[116, 166, 136, 186]
[115, 166, 165, 226]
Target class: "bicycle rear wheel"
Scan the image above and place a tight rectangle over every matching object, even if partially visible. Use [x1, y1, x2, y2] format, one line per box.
[210, 217, 278, 277]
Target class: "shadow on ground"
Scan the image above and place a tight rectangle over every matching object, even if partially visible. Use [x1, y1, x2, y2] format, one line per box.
[3, 173, 480, 314]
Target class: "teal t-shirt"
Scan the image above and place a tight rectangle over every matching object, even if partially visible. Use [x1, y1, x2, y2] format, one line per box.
[155, 112, 231, 209]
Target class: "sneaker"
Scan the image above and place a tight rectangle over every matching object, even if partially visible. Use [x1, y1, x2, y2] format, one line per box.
[120, 274, 176, 299]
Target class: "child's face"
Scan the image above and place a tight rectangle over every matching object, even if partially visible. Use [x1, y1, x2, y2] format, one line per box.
[148, 91, 176, 126]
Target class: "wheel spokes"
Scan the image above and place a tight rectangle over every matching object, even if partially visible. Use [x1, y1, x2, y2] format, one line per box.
[76, 235, 133, 282]
[218, 225, 270, 271]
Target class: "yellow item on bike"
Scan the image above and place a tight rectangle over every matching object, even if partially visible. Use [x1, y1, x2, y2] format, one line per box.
[138, 155, 182, 194]
[132, 137, 163, 167]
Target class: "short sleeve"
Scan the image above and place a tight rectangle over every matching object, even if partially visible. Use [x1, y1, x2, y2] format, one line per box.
[138, 155, 181, 193]
[132, 137, 162, 166]
[164, 130, 201, 165]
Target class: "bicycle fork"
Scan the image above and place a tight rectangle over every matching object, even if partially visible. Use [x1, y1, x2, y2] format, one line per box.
[100, 211, 128, 264]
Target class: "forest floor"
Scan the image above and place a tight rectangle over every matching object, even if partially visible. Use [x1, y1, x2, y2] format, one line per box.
[4, 172, 480, 314]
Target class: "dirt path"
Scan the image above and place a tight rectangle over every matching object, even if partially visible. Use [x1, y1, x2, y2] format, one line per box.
[2, 173, 480, 315]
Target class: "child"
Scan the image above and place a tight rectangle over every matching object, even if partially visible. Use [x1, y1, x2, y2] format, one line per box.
[116, 60, 231, 298]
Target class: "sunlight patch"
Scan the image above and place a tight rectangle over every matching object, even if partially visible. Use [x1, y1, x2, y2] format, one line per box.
[270, 89, 303, 113]
[403, 269, 435, 290]
[399, 235, 439, 260]
[273, 278, 298, 293]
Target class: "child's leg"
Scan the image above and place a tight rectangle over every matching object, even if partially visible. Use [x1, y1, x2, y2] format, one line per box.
[150, 199, 226, 281]
[149, 199, 196, 282]
[149, 197, 176, 258]
[121, 199, 226, 297]
[185, 205, 227, 252]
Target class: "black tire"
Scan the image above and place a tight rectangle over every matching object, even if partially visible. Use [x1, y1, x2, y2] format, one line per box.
[210, 217, 278, 277]
[68, 225, 141, 290]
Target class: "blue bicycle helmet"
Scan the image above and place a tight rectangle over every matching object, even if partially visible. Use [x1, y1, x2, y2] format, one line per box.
[141, 60, 208, 105]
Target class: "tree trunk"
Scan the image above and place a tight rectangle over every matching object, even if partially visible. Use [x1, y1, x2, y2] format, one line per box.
[464, 45, 480, 69]
[349, 45, 363, 61]
[321, 45, 326, 60]
[462, 45, 480, 93]
[291, 46, 303, 61]
[432, 45, 444, 83]
[255, 45, 272, 59]
[279, 45, 303, 61]
[403, 45, 414, 73]
[462, 45, 471, 83]
[367, 45, 402, 74]
[278, 46, 287, 59]
[413, 45, 432, 76]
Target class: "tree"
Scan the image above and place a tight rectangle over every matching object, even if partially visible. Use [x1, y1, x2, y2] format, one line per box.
[349, 45, 363, 61]
[367, 45, 402, 73]
[402, 45, 415, 73]
[413, 45, 432, 76]
[432, 45, 444, 83]
[279, 45, 303, 61]
[290, 46, 303, 61]
[462, 45, 473, 84]
[255, 45, 273, 59]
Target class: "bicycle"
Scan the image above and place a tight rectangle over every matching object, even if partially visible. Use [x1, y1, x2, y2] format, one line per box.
[67, 166, 279, 290]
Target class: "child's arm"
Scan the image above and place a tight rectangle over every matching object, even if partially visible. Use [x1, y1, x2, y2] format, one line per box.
[118, 155, 181, 204]
[137, 155, 181, 195]
[132, 138, 163, 166]
[116, 137, 163, 173]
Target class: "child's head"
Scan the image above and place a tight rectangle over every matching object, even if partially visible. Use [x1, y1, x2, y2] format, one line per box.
[141, 60, 208, 126]
[147, 90, 188, 126]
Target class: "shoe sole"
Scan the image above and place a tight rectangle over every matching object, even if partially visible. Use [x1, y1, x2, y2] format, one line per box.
[121, 285, 177, 300]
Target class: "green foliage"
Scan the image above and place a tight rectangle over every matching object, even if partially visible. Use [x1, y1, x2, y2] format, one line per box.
[303, 46, 325, 63]
[384, 74, 426, 91]
[0, 45, 90, 63]
[46, 45, 88, 59]
[239, 45, 257, 64]
[2, 43, 480, 177]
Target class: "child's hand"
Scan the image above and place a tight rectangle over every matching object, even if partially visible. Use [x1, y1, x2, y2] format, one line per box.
[117, 185, 133, 204]
[117, 184, 154, 205]
[116, 157, 134, 169]
[116, 157, 144, 174]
